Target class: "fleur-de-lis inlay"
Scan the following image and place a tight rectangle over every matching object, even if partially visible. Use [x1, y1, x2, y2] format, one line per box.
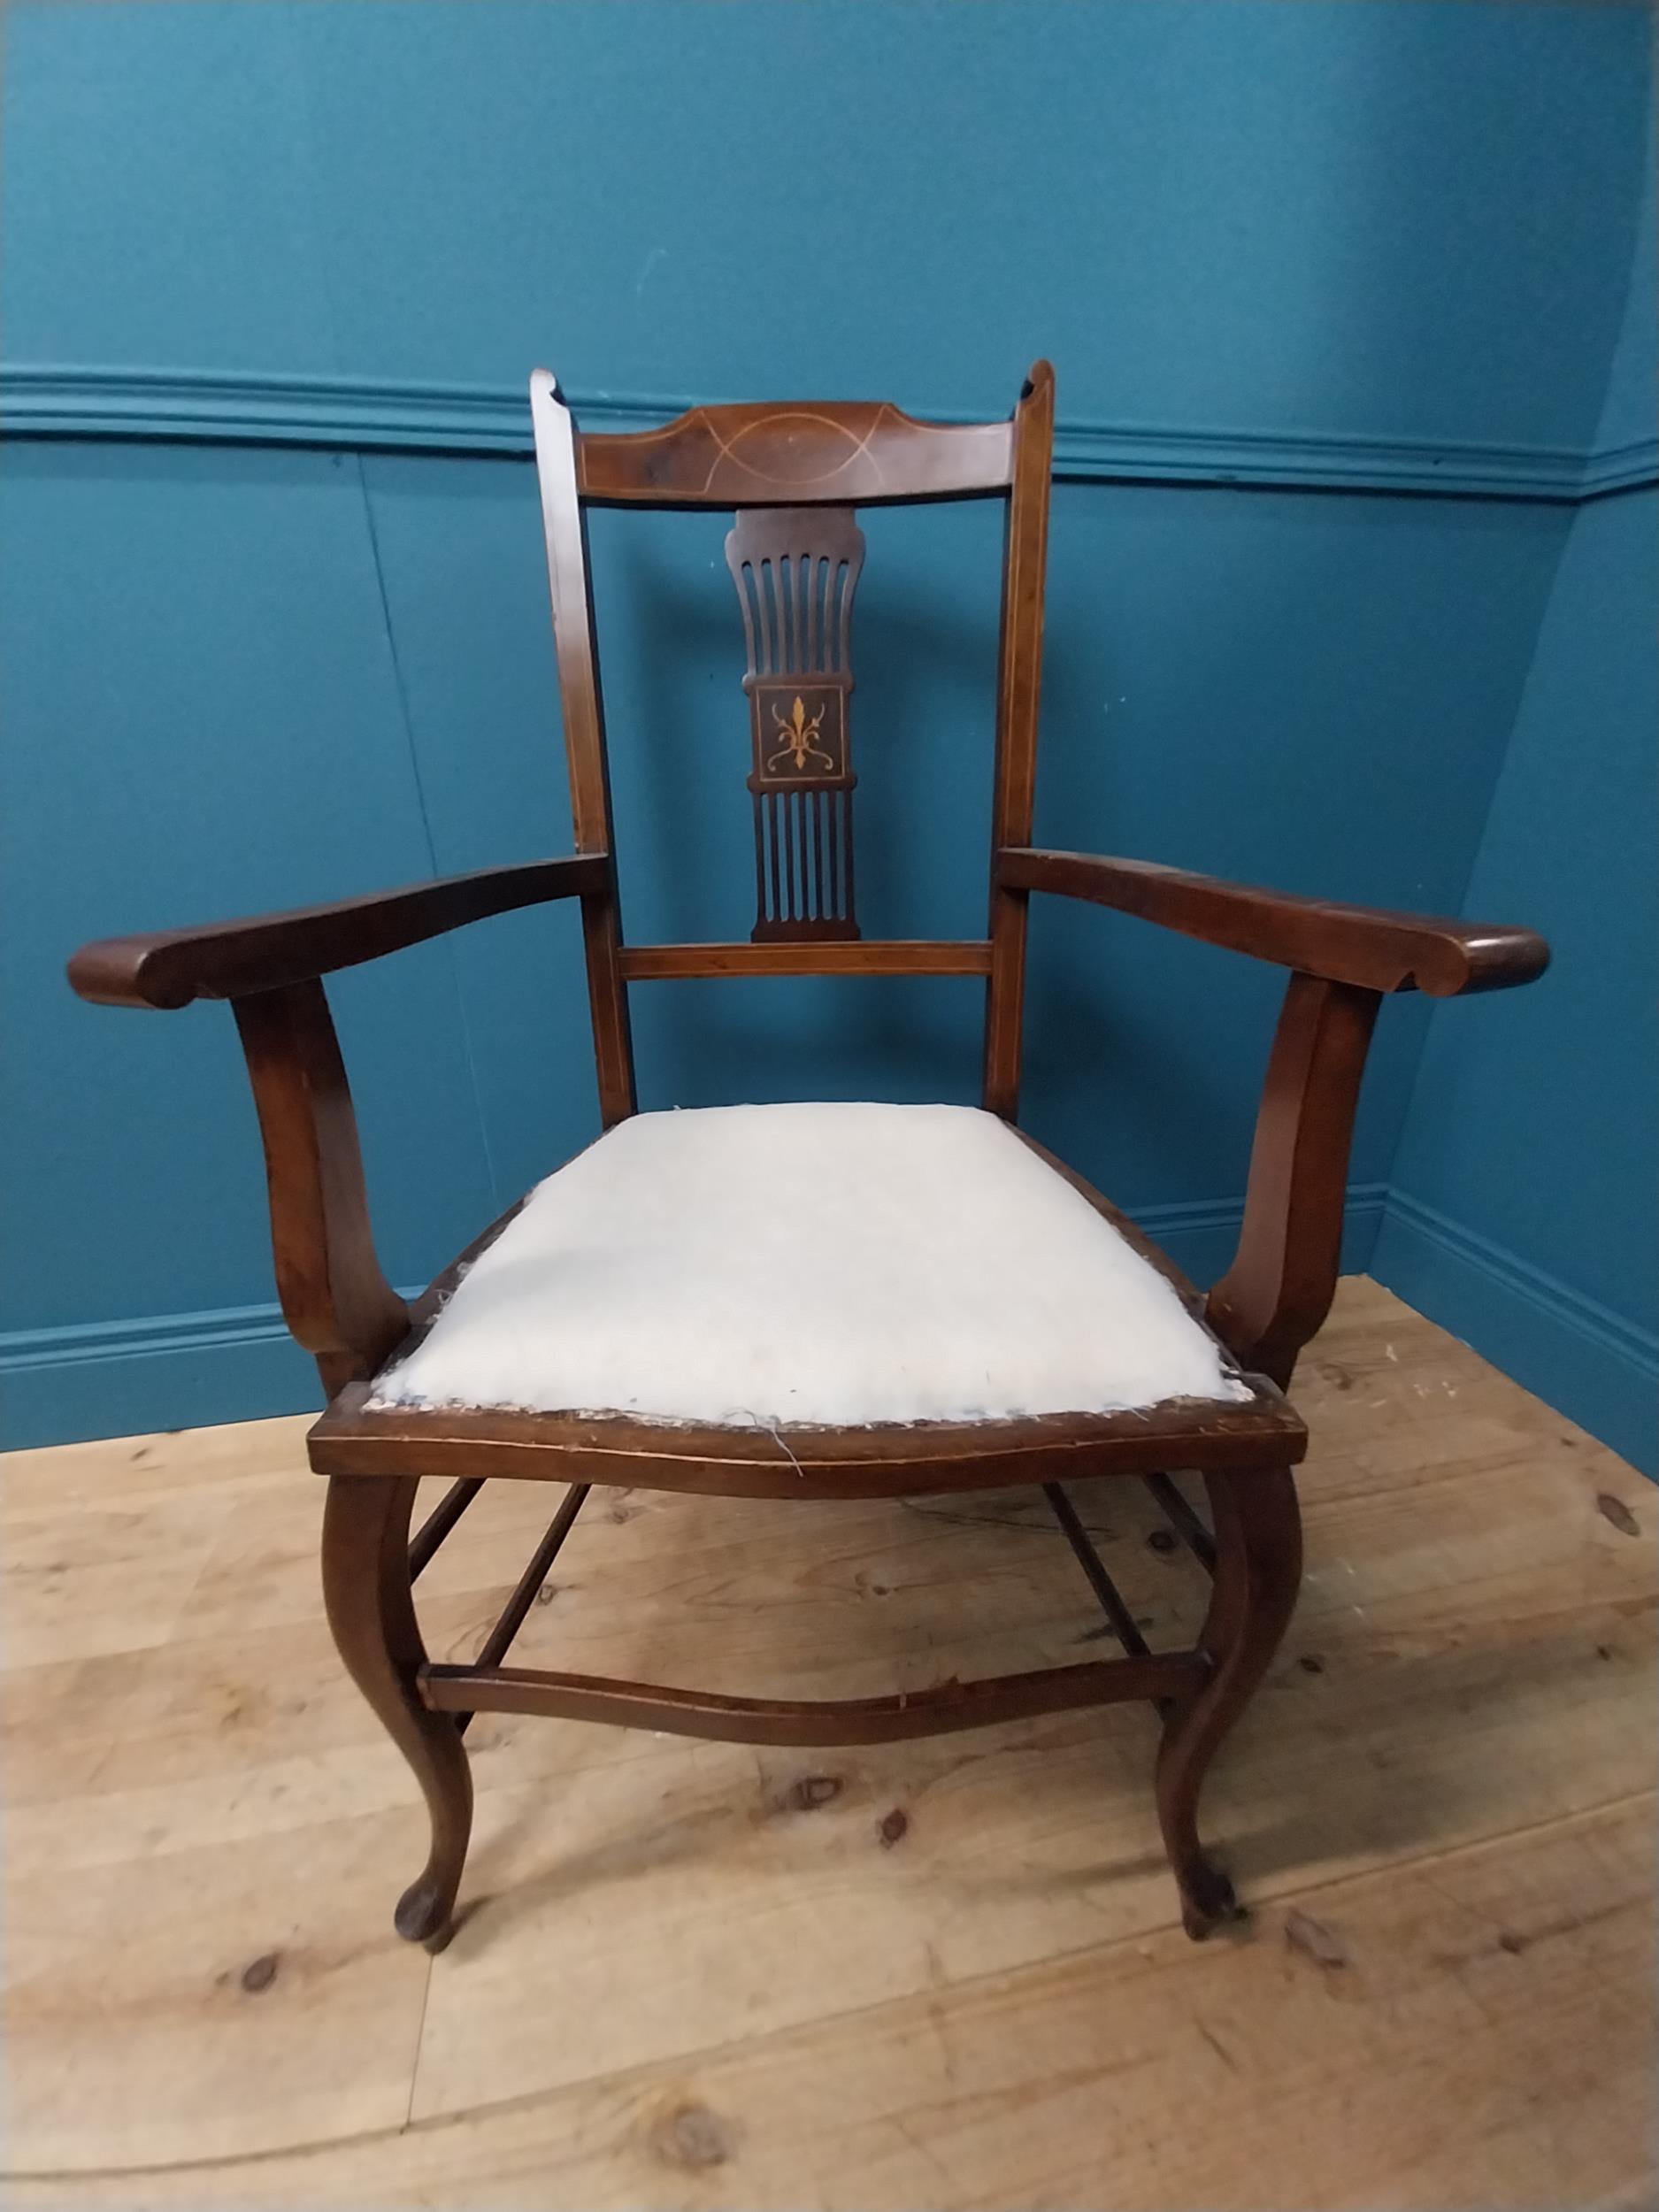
[766, 694, 835, 775]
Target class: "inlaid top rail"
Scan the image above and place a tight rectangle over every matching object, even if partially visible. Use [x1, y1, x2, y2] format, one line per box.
[570, 389, 1017, 506]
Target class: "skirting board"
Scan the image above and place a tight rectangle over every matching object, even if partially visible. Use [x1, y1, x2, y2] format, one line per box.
[0, 1186, 1388, 1451]
[1371, 1190, 1657, 1477]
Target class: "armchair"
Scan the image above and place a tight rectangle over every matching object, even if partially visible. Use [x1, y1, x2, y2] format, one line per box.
[69, 364, 1546, 1952]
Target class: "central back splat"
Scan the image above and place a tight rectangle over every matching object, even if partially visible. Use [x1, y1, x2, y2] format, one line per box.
[726, 506, 865, 941]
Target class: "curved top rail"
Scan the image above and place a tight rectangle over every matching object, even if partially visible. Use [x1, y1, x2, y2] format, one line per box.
[534, 371, 1025, 506]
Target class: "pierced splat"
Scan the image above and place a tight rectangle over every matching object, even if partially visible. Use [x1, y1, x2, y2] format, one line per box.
[726, 506, 865, 942]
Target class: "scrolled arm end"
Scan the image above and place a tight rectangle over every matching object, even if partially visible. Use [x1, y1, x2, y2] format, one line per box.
[1417, 921, 1549, 997]
[67, 934, 198, 1010]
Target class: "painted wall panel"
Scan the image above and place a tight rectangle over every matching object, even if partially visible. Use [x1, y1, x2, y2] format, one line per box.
[1375, 486, 1659, 1471]
[1592, 128, 1659, 460]
[0, 442, 498, 1335]
[0, 3, 339, 376]
[1394, 495, 1656, 1322]
[1375, 118, 1658, 1472]
[4, 1, 1647, 454]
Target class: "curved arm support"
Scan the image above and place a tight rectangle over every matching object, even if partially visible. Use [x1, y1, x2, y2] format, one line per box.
[996, 847, 1548, 996]
[1206, 973, 1381, 1388]
[233, 980, 411, 1397]
[68, 855, 611, 1398]
[1000, 842, 1549, 1384]
[67, 855, 608, 1010]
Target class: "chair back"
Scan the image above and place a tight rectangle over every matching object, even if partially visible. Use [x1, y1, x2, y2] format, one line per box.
[528, 364, 1056, 1124]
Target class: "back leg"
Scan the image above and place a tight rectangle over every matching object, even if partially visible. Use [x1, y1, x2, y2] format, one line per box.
[1156, 1465, 1302, 1937]
[320, 1473, 473, 1948]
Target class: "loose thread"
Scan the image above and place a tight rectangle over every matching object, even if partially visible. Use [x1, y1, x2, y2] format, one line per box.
[723, 1406, 808, 1478]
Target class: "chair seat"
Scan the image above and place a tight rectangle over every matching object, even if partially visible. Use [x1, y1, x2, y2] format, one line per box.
[371, 1103, 1252, 1427]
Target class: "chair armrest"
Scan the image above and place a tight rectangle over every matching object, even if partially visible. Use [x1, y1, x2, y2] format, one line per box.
[996, 849, 1547, 1385]
[68, 852, 608, 1398]
[996, 847, 1548, 996]
[67, 854, 610, 1010]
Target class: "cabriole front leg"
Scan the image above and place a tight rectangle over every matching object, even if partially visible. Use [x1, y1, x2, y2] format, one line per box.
[1156, 1464, 1302, 1938]
[320, 1473, 473, 1949]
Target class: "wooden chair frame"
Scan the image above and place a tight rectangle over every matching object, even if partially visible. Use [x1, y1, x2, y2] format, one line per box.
[69, 363, 1548, 1949]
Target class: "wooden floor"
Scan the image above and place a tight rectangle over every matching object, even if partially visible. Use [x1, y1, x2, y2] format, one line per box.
[1, 1278, 1652, 2210]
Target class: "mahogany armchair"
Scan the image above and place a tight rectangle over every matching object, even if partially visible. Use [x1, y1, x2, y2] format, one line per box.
[69, 363, 1548, 1949]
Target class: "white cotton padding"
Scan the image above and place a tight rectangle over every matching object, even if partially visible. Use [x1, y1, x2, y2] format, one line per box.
[372, 1102, 1252, 1427]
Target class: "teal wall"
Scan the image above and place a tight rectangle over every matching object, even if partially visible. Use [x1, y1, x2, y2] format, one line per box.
[1, 1, 1652, 1455]
[1375, 144, 1659, 1472]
